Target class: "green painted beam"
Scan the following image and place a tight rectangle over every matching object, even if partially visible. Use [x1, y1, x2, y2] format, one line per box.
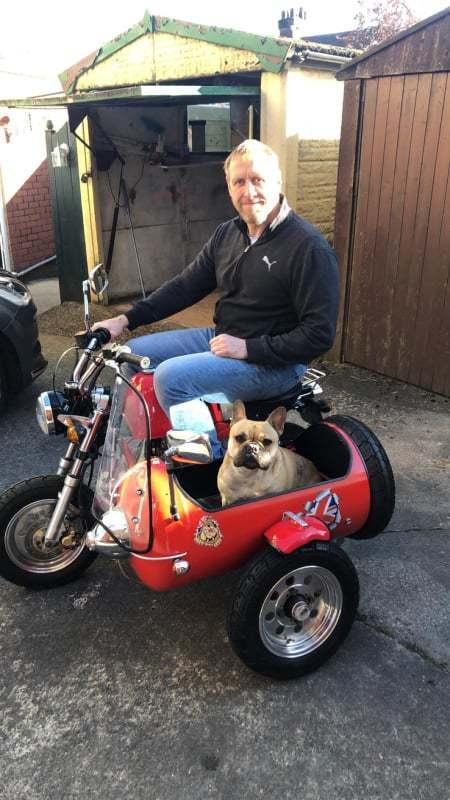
[4, 85, 260, 109]
[155, 16, 290, 72]
[94, 20, 148, 65]
[91, 12, 289, 71]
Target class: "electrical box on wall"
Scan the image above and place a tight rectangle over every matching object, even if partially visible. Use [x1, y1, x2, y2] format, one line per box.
[51, 142, 70, 168]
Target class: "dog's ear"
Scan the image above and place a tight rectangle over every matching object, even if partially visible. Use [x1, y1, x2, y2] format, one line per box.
[231, 399, 247, 424]
[267, 406, 287, 435]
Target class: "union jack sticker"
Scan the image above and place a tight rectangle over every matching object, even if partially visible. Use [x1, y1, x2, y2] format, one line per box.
[304, 489, 342, 530]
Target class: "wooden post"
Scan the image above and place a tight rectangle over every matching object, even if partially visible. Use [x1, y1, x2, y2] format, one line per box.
[328, 79, 362, 362]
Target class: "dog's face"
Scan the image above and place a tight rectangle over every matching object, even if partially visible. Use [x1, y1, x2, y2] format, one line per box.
[226, 400, 287, 471]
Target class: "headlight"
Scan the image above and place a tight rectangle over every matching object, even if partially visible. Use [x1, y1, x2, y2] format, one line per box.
[0, 273, 31, 306]
[36, 391, 65, 435]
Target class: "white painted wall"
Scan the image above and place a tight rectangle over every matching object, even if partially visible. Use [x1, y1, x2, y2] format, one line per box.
[261, 65, 344, 227]
[285, 68, 344, 141]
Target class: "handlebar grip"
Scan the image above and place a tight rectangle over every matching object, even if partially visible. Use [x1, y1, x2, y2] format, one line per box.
[74, 328, 111, 350]
[117, 352, 151, 370]
[91, 327, 111, 346]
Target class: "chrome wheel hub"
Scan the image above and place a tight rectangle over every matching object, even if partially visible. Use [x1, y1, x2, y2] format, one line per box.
[290, 600, 311, 622]
[259, 565, 343, 658]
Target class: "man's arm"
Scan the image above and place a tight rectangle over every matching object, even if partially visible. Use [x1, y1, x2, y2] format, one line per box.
[245, 241, 339, 366]
[93, 233, 219, 339]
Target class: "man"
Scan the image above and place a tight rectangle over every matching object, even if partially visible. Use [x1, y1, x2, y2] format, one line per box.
[94, 139, 339, 456]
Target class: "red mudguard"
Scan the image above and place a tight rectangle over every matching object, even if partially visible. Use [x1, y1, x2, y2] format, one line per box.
[264, 514, 331, 554]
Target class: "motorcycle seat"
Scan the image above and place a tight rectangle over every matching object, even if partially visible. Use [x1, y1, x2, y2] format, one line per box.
[243, 382, 302, 421]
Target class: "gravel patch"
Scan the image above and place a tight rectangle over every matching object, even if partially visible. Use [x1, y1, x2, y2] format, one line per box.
[38, 301, 184, 342]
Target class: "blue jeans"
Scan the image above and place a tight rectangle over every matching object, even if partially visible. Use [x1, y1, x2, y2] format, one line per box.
[129, 327, 306, 457]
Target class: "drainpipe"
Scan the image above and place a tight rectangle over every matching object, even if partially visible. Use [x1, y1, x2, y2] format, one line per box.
[16, 254, 56, 278]
[0, 162, 12, 272]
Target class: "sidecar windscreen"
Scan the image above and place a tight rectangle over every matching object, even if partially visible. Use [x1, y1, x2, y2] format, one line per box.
[174, 423, 351, 511]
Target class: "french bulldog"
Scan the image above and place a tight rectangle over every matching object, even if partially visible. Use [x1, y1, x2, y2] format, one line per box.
[217, 400, 321, 506]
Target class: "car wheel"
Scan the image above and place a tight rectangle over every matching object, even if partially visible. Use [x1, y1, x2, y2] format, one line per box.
[0, 357, 7, 414]
[227, 543, 359, 679]
[0, 475, 97, 588]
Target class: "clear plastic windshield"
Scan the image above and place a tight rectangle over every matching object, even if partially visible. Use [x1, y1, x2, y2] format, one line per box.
[93, 377, 150, 543]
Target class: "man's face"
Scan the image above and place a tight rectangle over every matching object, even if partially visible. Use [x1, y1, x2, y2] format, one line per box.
[226, 155, 282, 228]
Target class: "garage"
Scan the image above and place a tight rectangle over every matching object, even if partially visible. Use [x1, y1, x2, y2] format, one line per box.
[334, 8, 450, 396]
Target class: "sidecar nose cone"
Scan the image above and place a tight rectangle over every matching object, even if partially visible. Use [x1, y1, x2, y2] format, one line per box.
[86, 508, 130, 558]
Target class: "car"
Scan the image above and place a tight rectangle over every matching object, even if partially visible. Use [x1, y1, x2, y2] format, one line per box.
[0, 270, 47, 414]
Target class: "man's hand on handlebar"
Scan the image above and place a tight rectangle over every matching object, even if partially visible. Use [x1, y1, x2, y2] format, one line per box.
[209, 334, 248, 359]
[92, 315, 129, 341]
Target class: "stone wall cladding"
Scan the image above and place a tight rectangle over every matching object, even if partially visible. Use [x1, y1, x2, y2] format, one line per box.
[6, 159, 55, 270]
[296, 139, 340, 241]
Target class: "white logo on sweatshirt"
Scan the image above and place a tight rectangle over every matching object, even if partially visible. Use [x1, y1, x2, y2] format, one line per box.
[262, 255, 277, 271]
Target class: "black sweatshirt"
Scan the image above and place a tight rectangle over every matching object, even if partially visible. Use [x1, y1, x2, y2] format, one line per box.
[125, 203, 339, 367]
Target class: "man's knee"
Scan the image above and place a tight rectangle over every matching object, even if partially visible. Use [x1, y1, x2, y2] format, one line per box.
[153, 357, 187, 408]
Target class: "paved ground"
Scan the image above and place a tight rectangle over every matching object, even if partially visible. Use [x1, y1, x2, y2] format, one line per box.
[25, 277, 61, 315]
[0, 324, 449, 799]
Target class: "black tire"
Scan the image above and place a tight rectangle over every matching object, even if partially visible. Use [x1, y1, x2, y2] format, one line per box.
[0, 475, 97, 589]
[0, 357, 7, 415]
[327, 415, 395, 539]
[227, 543, 359, 680]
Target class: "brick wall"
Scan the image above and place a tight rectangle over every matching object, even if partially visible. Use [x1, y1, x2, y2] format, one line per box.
[296, 139, 340, 242]
[6, 159, 55, 270]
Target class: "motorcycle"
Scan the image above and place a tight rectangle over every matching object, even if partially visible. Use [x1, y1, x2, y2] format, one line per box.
[0, 265, 395, 679]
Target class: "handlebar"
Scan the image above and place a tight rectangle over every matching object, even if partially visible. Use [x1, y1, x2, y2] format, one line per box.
[116, 351, 151, 370]
[71, 331, 150, 394]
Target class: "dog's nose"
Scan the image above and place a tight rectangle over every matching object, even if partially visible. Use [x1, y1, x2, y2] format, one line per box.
[245, 442, 260, 455]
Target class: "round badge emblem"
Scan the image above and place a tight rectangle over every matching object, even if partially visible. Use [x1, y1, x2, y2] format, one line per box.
[194, 516, 223, 547]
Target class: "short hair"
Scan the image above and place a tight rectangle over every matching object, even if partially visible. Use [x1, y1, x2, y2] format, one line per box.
[223, 139, 281, 178]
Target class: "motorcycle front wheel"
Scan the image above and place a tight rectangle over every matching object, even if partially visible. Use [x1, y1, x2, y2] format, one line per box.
[0, 475, 97, 589]
[227, 543, 359, 680]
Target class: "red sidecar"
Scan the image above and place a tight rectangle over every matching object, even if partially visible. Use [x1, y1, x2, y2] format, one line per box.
[98, 373, 394, 679]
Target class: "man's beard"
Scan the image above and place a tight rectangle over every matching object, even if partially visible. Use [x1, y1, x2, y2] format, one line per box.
[240, 203, 268, 226]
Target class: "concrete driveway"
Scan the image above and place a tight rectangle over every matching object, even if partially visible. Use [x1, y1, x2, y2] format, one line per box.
[0, 331, 449, 800]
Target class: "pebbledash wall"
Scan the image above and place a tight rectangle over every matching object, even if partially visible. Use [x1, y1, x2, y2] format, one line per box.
[0, 109, 61, 271]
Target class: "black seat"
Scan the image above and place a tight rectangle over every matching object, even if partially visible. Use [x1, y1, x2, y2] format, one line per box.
[244, 383, 302, 420]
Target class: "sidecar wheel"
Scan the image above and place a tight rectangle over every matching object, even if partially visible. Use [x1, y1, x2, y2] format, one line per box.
[0, 475, 96, 589]
[227, 543, 359, 680]
[327, 415, 395, 539]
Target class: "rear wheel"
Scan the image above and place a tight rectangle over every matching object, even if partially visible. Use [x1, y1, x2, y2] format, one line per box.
[227, 543, 359, 679]
[0, 475, 96, 588]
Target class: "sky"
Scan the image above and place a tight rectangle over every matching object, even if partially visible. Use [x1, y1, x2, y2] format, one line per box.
[0, 0, 448, 76]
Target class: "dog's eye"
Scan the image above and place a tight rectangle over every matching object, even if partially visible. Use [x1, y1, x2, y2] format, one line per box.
[262, 438, 273, 447]
[235, 433, 247, 444]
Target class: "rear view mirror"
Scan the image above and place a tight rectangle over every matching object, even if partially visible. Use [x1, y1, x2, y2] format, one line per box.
[89, 264, 108, 297]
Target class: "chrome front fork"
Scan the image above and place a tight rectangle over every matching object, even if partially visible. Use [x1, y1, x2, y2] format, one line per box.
[44, 409, 106, 547]
[57, 442, 78, 477]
